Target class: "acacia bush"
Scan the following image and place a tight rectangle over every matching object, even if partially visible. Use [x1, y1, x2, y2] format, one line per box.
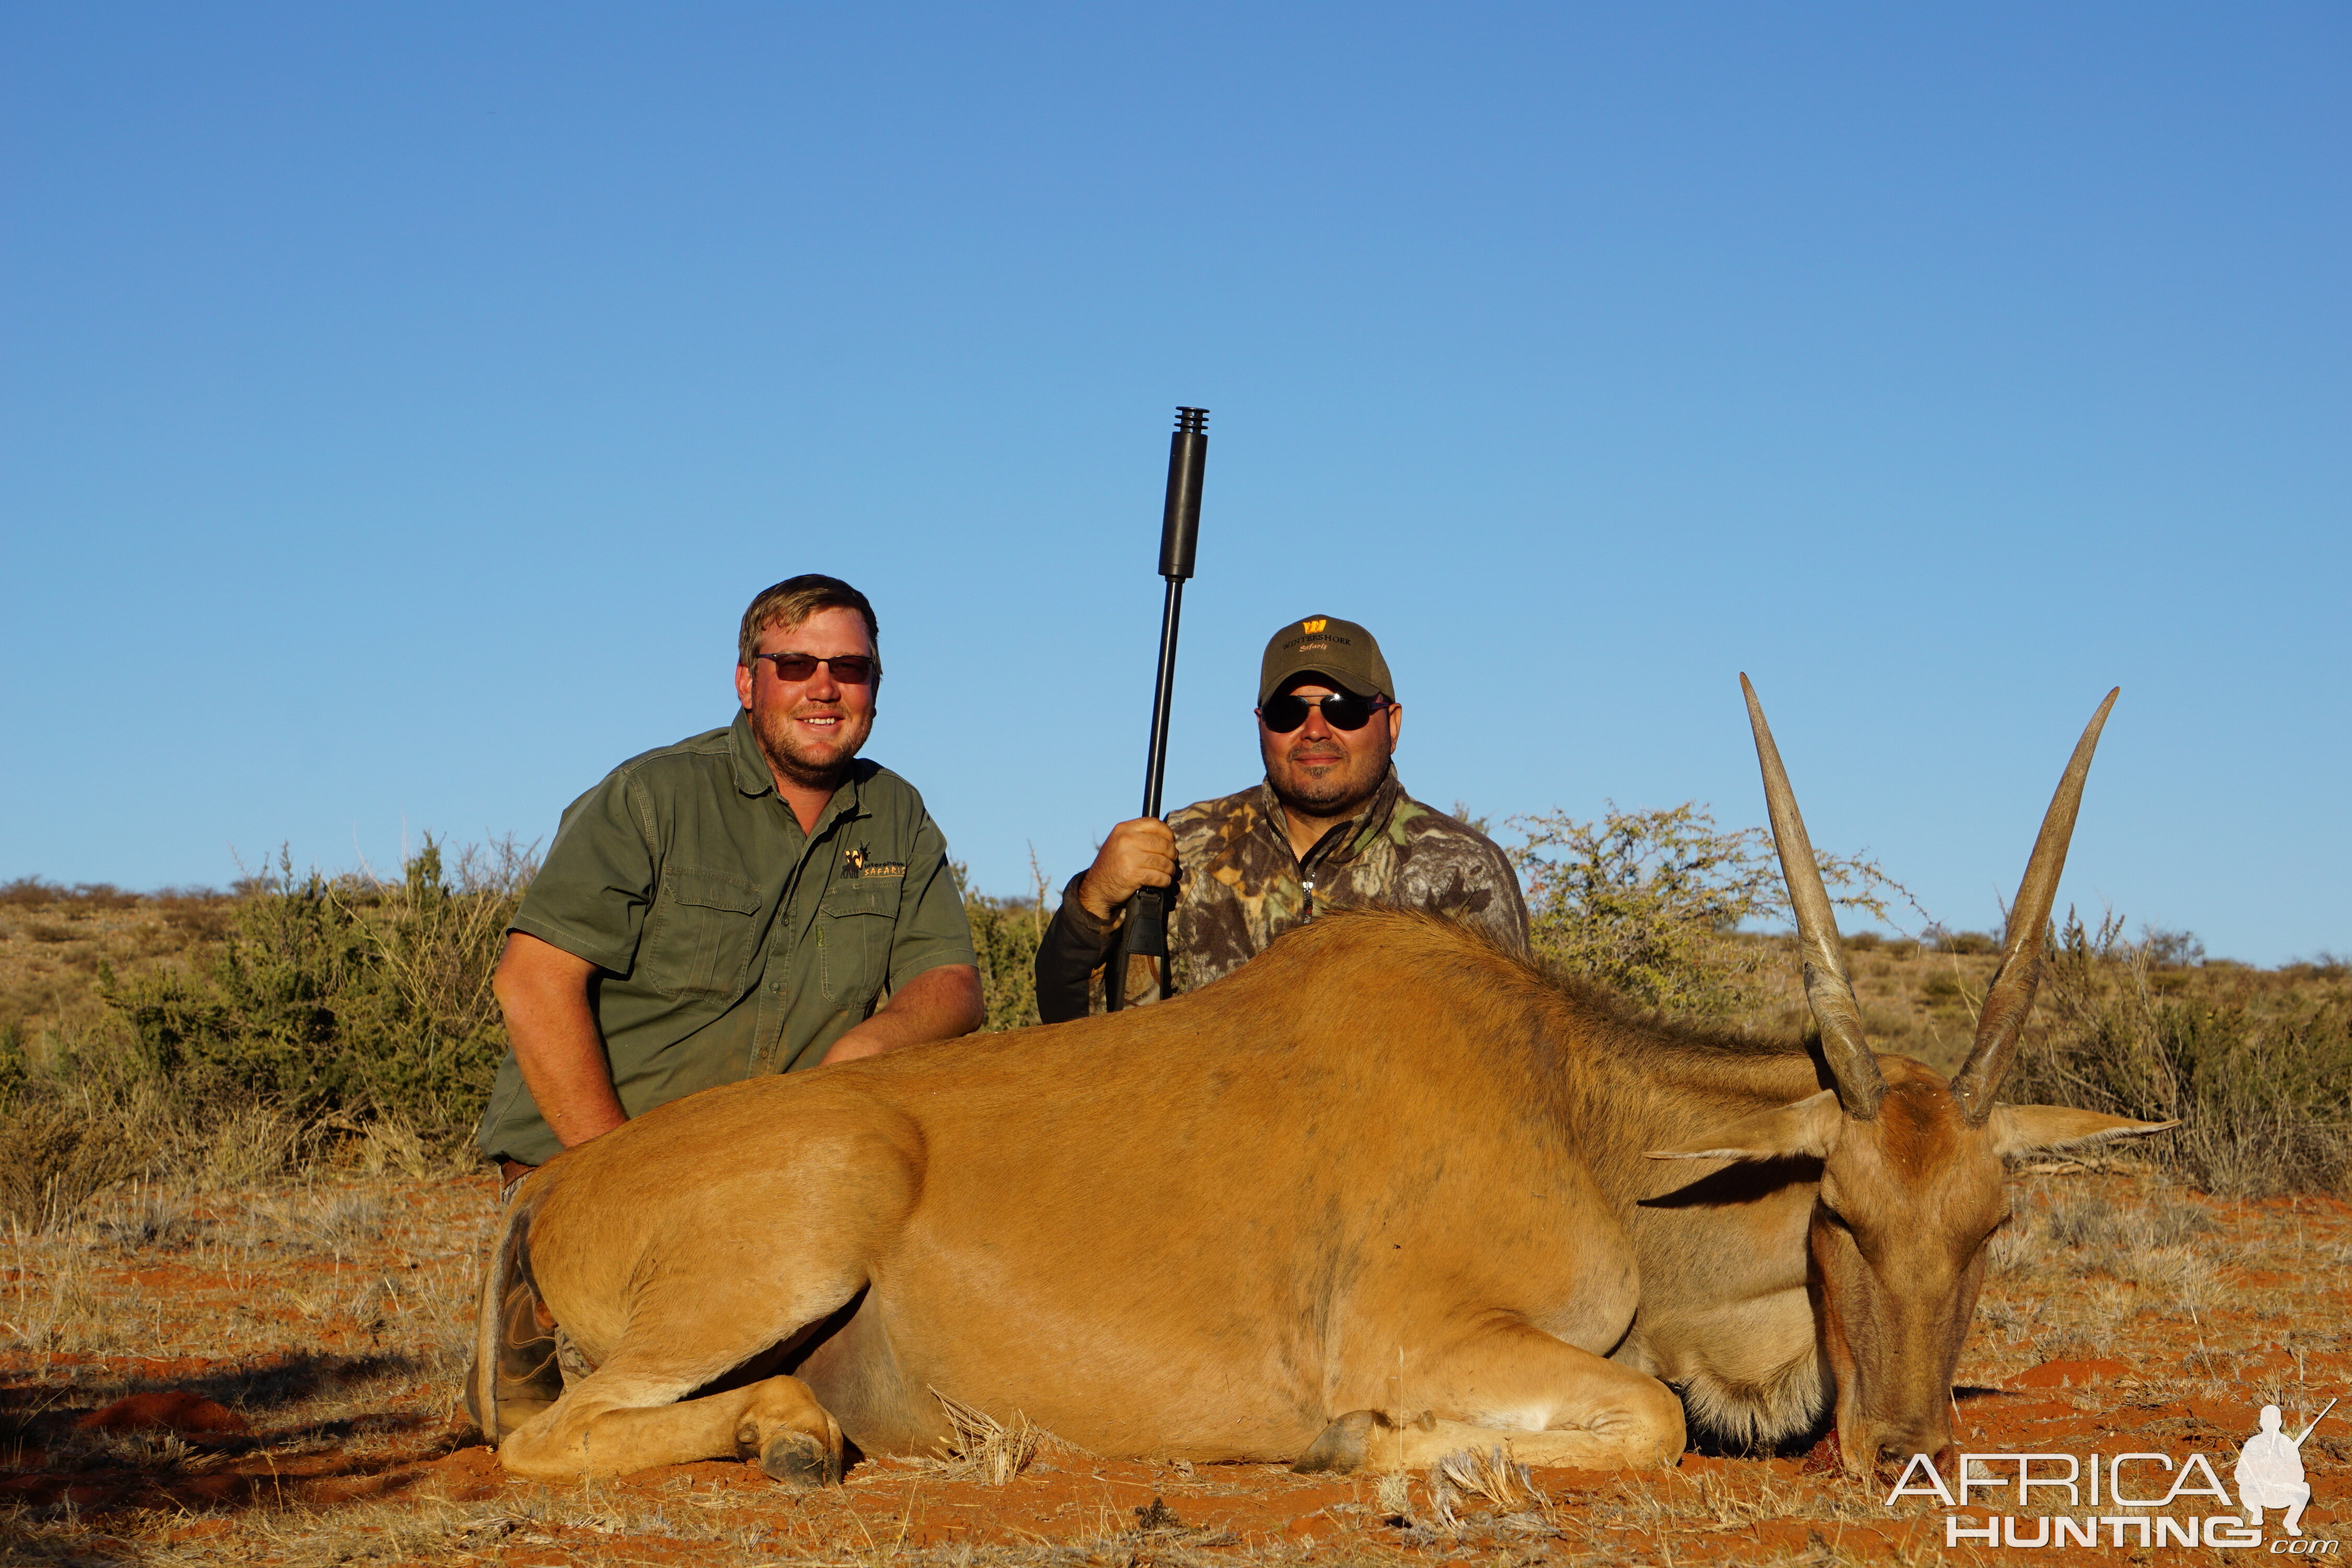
[1511, 801, 1915, 1018]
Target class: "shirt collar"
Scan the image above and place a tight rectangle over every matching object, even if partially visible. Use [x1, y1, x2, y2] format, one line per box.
[1256, 764, 1405, 870]
[728, 709, 866, 826]
[729, 709, 778, 797]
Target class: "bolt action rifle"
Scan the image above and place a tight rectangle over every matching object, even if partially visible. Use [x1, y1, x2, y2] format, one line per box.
[1104, 406, 1207, 1011]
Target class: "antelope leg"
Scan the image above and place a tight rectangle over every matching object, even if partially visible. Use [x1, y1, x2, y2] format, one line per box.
[1297, 1323, 1686, 1474]
[499, 1359, 845, 1484]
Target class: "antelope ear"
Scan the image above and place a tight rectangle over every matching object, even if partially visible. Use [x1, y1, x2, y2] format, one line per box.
[1647, 1089, 1844, 1162]
[1990, 1103, 2180, 1157]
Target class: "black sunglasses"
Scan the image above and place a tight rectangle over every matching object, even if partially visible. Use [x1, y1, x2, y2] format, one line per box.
[1259, 692, 1389, 734]
[753, 652, 878, 685]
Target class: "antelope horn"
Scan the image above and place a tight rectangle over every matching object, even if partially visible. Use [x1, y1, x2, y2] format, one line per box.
[1742, 675, 1884, 1120]
[1951, 689, 2119, 1125]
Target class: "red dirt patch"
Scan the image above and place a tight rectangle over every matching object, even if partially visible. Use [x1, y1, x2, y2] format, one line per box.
[413, 1444, 506, 1501]
[2009, 1356, 2130, 1388]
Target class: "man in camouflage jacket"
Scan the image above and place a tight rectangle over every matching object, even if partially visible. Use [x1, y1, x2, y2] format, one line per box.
[1035, 616, 1528, 1020]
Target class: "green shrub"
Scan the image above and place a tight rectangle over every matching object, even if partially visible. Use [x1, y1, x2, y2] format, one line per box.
[964, 891, 1045, 1033]
[98, 837, 531, 1142]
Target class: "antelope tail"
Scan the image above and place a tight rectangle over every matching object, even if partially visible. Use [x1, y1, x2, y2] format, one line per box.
[467, 1181, 537, 1443]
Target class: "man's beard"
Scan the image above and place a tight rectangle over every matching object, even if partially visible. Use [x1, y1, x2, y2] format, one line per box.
[753, 705, 871, 792]
[1268, 739, 1388, 817]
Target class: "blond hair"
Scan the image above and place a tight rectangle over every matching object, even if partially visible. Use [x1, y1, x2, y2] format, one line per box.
[736, 575, 880, 672]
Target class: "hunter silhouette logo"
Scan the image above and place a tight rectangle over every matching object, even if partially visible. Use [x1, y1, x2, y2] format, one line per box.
[2240, 1399, 2332, 1539]
[1884, 1395, 2336, 1551]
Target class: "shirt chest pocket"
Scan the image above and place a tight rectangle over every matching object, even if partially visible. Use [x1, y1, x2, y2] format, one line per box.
[644, 869, 765, 1001]
[818, 874, 904, 1007]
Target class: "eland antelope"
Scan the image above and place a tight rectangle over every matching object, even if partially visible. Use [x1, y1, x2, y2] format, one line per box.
[469, 679, 2172, 1482]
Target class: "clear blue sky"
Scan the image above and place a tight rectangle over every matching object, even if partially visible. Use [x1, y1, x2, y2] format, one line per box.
[4, 5, 2345, 963]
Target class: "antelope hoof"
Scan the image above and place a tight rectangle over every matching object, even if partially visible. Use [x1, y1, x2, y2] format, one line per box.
[1292, 1409, 1393, 1475]
[759, 1429, 840, 1489]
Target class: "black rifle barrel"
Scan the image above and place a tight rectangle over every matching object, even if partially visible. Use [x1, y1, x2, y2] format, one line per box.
[1159, 407, 1207, 581]
[1142, 407, 1207, 818]
[1109, 406, 1207, 1012]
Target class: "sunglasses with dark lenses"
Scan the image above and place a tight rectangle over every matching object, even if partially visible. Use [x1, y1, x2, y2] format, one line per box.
[753, 652, 879, 685]
[1259, 693, 1388, 733]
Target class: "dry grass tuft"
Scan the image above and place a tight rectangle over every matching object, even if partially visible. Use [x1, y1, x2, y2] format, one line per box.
[1990, 1183, 2220, 1306]
[929, 1387, 1043, 1483]
[0, 1246, 106, 1351]
[1437, 1444, 1535, 1507]
[1421, 1448, 1534, 1523]
[196, 1102, 304, 1185]
[93, 1187, 199, 1249]
[352, 1114, 434, 1179]
[1418, 1445, 1541, 1535]
[0, 1088, 156, 1231]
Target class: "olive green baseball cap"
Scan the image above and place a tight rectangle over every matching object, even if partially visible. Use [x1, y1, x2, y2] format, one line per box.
[1258, 615, 1395, 705]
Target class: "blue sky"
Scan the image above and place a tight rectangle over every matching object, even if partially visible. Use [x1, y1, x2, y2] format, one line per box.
[4, 5, 2345, 963]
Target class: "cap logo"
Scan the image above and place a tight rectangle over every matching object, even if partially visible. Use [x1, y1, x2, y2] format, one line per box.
[1301, 618, 1328, 634]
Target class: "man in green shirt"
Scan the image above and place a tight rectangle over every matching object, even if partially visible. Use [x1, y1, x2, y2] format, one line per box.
[475, 574, 983, 1181]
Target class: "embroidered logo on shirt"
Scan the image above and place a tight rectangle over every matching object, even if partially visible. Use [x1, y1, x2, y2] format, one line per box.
[845, 847, 905, 878]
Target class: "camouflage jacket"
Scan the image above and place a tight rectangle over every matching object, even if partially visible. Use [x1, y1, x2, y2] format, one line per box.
[1035, 768, 1528, 1021]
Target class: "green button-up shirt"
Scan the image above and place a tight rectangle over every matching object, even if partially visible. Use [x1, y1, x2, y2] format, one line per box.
[475, 711, 976, 1166]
